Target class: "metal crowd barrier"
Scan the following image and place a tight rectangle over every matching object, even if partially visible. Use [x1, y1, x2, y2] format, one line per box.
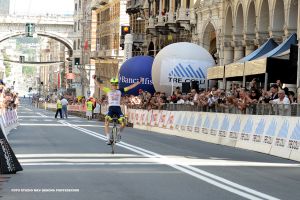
[126, 103, 300, 117]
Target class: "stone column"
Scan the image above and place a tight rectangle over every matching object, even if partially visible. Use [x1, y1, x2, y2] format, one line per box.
[189, 0, 196, 25]
[223, 42, 234, 65]
[124, 34, 133, 62]
[178, 0, 186, 20]
[167, 0, 175, 23]
[234, 45, 245, 61]
[157, 0, 164, 24]
[245, 45, 255, 56]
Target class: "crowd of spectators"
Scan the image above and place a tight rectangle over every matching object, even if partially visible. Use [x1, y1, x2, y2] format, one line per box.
[40, 78, 297, 116]
[122, 79, 297, 116]
[0, 81, 20, 112]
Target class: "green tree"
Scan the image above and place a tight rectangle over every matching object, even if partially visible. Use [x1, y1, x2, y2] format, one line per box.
[3, 52, 11, 77]
[22, 66, 35, 76]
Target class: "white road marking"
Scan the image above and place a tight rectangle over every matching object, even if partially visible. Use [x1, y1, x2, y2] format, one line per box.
[59, 121, 280, 200]
[19, 123, 105, 127]
[16, 154, 300, 167]
[21, 163, 159, 166]
[36, 112, 48, 117]
[19, 116, 48, 118]
[16, 153, 138, 158]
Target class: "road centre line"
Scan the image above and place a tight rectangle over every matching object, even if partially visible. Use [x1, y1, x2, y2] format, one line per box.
[21, 162, 160, 166]
[60, 121, 279, 200]
[36, 112, 48, 117]
[19, 123, 104, 127]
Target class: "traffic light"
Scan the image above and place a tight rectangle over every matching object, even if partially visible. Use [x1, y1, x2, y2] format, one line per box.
[121, 26, 130, 36]
[120, 26, 130, 50]
[120, 43, 124, 50]
[25, 23, 35, 37]
[74, 58, 80, 65]
[19, 56, 25, 63]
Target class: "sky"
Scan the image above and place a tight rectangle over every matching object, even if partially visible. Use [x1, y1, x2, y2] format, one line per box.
[10, 0, 74, 15]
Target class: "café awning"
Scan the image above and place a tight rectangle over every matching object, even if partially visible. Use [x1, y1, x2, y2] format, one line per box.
[225, 38, 278, 78]
[244, 33, 297, 76]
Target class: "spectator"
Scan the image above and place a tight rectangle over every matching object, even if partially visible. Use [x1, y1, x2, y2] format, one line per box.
[55, 97, 63, 119]
[270, 84, 279, 100]
[236, 89, 251, 114]
[258, 90, 271, 104]
[276, 80, 283, 90]
[288, 91, 296, 103]
[86, 98, 93, 120]
[61, 96, 69, 119]
[249, 78, 258, 91]
[270, 90, 290, 116]
[93, 99, 101, 119]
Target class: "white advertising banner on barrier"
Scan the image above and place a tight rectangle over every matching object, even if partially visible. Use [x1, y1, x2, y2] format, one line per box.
[128, 108, 300, 162]
[141, 110, 148, 125]
[147, 110, 152, 126]
[201, 113, 210, 135]
[150, 110, 160, 127]
[193, 112, 202, 133]
[269, 116, 293, 158]
[166, 111, 175, 129]
[174, 111, 183, 130]
[180, 112, 189, 131]
[186, 112, 196, 132]
[135, 110, 142, 125]
[158, 110, 168, 128]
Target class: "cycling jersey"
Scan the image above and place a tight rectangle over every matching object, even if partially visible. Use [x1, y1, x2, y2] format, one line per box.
[103, 87, 128, 107]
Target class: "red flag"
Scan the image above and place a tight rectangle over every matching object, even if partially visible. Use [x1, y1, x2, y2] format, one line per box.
[84, 40, 88, 51]
[57, 73, 60, 89]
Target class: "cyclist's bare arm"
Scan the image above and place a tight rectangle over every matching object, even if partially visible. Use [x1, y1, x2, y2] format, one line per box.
[93, 75, 104, 91]
[125, 77, 144, 91]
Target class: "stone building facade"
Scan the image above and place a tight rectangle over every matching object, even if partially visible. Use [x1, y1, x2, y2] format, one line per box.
[194, 0, 298, 65]
[126, 0, 298, 66]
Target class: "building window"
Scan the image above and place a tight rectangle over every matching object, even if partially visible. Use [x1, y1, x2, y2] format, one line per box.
[79, 0, 81, 9]
[78, 20, 80, 30]
[155, 0, 159, 15]
[74, 22, 77, 32]
[175, 0, 180, 11]
[165, 0, 170, 12]
[97, 13, 100, 22]
[73, 40, 76, 50]
[78, 39, 80, 49]
[75, 3, 77, 12]
[186, 0, 190, 8]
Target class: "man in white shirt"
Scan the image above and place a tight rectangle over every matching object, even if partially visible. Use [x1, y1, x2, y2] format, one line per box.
[270, 90, 290, 116]
[61, 97, 69, 119]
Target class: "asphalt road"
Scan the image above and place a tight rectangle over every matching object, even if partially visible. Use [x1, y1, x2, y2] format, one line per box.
[0, 101, 300, 200]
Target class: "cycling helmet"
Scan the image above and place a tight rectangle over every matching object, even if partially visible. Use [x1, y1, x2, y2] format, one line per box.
[110, 78, 118, 84]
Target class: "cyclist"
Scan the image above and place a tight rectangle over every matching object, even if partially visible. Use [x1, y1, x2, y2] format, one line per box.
[93, 75, 143, 144]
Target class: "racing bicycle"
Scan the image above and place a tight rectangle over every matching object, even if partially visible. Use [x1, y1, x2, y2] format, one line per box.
[109, 115, 120, 154]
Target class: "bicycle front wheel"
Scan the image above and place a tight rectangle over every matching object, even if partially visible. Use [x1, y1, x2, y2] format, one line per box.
[111, 126, 118, 154]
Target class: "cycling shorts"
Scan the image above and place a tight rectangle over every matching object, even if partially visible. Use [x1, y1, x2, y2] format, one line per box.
[106, 106, 124, 119]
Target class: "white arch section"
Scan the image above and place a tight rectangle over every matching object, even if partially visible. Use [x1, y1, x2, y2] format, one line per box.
[202, 21, 217, 54]
[245, 0, 256, 36]
[257, 0, 270, 37]
[271, 0, 285, 37]
[224, 5, 233, 38]
[234, 2, 244, 36]
[0, 31, 73, 57]
[287, 0, 298, 34]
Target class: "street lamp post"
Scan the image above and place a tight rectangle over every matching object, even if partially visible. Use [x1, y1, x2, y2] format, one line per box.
[77, 64, 92, 97]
